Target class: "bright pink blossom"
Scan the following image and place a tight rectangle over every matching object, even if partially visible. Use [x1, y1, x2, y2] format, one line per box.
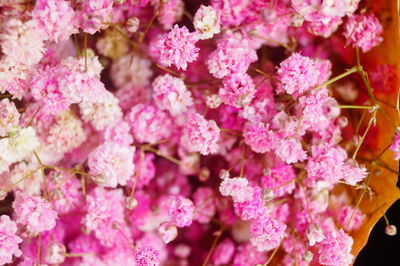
[219, 73, 255, 107]
[343, 14, 383, 53]
[183, 113, 220, 155]
[126, 103, 172, 144]
[157, 25, 199, 70]
[0, 215, 22, 265]
[167, 195, 195, 228]
[250, 215, 287, 252]
[152, 74, 193, 115]
[88, 141, 135, 188]
[33, 0, 77, 42]
[277, 53, 319, 96]
[13, 192, 57, 234]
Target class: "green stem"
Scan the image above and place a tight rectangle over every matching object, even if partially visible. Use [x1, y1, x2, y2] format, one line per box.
[340, 105, 375, 110]
[313, 66, 358, 91]
[352, 111, 376, 160]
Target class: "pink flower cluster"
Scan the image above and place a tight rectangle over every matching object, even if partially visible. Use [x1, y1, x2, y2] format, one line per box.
[0, 1, 394, 265]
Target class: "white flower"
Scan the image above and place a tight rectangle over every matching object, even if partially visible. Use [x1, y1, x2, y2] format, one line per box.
[194, 5, 221, 40]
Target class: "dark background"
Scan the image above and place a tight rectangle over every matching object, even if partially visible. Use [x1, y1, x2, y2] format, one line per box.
[355, 193, 400, 265]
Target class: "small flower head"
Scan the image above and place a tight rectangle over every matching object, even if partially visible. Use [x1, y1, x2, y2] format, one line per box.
[183, 113, 220, 155]
[277, 53, 319, 96]
[343, 14, 383, 53]
[152, 74, 193, 115]
[157, 25, 199, 70]
[12, 192, 58, 234]
[194, 5, 221, 40]
[0, 215, 22, 265]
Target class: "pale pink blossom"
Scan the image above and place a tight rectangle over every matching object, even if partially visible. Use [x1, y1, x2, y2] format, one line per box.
[194, 5, 221, 40]
[343, 14, 383, 53]
[183, 113, 220, 155]
[157, 25, 199, 70]
[88, 141, 135, 188]
[13, 192, 58, 234]
[0, 215, 22, 265]
[152, 74, 193, 115]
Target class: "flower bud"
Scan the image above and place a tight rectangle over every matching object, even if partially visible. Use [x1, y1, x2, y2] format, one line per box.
[219, 169, 229, 180]
[158, 222, 178, 244]
[302, 250, 313, 263]
[125, 196, 138, 210]
[198, 167, 210, 182]
[127, 17, 140, 33]
[46, 243, 66, 264]
[385, 224, 397, 236]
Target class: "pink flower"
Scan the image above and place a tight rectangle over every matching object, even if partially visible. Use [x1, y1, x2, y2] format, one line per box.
[183, 113, 220, 155]
[243, 122, 276, 153]
[277, 53, 319, 96]
[103, 121, 133, 146]
[193, 187, 216, 224]
[33, 0, 77, 42]
[262, 164, 296, 197]
[88, 141, 135, 188]
[152, 74, 193, 115]
[158, 222, 178, 244]
[134, 246, 160, 266]
[78, 0, 113, 34]
[126, 103, 172, 144]
[13, 192, 58, 234]
[306, 224, 325, 246]
[233, 185, 265, 220]
[249, 215, 286, 252]
[207, 34, 257, 79]
[48, 171, 82, 214]
[0, 99, 20, 137]
[157, 25, 199, 70]
[212, 238, 235, 265]
[390, 132, 400, 160]
[306, 143, 347, 186]
[343, 14, 383, 53]
[219, 73, 255, 107]
[167, 195, 195, 228]
[157, 0, 184, 30]
[274, 138, 307, 164]
[336, 206, 365, 231]
[341, 160, 368, 185]
[219, 177, 253, 203]
[194, 5, 221, 40]
[0, 215, 22, 265]
[318, 229, 354, 266]
[233, 243, 267, 266]
[82, 187, 126, 247]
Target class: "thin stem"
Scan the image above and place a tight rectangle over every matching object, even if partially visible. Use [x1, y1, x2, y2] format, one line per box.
[130, 148, 144, 197]
[355, 109, 367, 135]
[372, 198, 389, 225]
[84, 33, 88, 72]
[263, 238, 283, 266]
[340, 105, 375, 110]
[202, 227, 225, 266]
[312, 66, 358, 91]
[33, 151, 49, 200]
[155, 63, 181, 77]
[3, 168, 40, 192]
[37, 233, 42, 264]
[64, 252, 96, 257]
[145, 146, 181, 165]
[239, 145, 245, 178]
[27, 106, 41, 127]
[346, 173, 371, 231]
[352, 111, 376, 160]
[44, 165, 96, 178]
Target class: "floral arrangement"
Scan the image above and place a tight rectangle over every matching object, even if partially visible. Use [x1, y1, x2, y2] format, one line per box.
[0, 0, 399, 265]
